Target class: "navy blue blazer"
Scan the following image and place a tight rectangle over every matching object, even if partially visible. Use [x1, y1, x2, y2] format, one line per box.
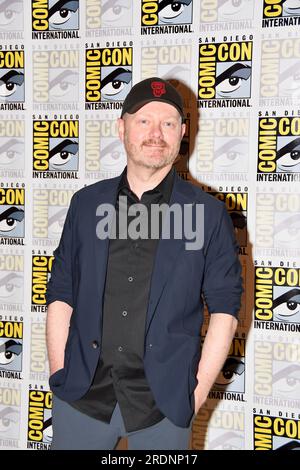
[46, 171, 242, 427]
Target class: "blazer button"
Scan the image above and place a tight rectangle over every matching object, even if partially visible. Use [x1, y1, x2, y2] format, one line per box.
[92, 340, 99, 349]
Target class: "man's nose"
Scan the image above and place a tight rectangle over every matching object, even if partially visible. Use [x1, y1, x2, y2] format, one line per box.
[149, 122, 163, 138]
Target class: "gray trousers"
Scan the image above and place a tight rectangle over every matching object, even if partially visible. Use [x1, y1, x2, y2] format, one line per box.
[51, 395, 193, 450]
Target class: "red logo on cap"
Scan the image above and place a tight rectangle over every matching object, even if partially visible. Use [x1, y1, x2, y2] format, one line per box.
[151, 81, 166, 98]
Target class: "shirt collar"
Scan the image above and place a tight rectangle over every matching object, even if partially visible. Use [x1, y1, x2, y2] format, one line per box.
[118, 166, 175, 204]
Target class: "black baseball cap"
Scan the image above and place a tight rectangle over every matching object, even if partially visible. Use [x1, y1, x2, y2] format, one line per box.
[121, 77, 185, 120]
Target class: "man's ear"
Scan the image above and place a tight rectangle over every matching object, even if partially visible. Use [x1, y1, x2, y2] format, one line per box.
[181, 122, 186, 139]
[118, 117, 125, 142]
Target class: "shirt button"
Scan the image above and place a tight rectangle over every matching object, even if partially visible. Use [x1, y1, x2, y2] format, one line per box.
[122, 310, 128, 317]
[92, 341, 99, 349]
[118, 346, 123, 352]
[128, 276, 134, 282]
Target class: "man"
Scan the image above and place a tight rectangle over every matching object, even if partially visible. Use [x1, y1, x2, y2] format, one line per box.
[46, 77, 243, 450]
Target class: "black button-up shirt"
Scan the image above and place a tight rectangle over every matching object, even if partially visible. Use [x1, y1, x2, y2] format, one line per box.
[70, 166, 175, 432]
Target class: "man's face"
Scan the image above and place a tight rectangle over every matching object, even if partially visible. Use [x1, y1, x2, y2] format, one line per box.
[118, 101, 185, 170]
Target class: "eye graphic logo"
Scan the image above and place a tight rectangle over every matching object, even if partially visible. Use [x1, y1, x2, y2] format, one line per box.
[0, 51, 24, 103]
[255, 267, 300, 326]
[263, 0, 300, 19]
[214, 139, 248, 173]
[198, 41, 252, 107]
[274, 212, 300, 251]
[0, 272, 23, 304]
[208, 431, 244, 450]
[0, 0, 24, 31]
[32, 0, 79, 31]
[215, 63, 251, 99]
[213, 336, 245, 394]
[273, 363, 300, 399]
[27, 390, 52, 448]
[0, 119, 25, 172]
[215, 358, 245, 393]
[49, 73, 78, 103]
[99, 139, 125, 172]
[141, 0, 193, 26]
[0, 406, 20, 440]
[0, 137, 25, 170]
[200, 0, 254, 23]
[274, 438, 300, 450]
[273, 287, 300, 323]
[0, 322, 23, 372]
[0, 188, 25, 239]
[101, 66, 132, 102]
[254, 414, 300, 450]
[48, 138, 78, 170]
[257, 116, 300, 181]
[33, 120, 79, 174]
[101, 0, 132, 27]
[85, 47, 133, 109]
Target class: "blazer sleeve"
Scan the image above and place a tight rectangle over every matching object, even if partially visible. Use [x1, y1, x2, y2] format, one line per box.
[46, 193, 77, 308]
[202, 204, 243, 318]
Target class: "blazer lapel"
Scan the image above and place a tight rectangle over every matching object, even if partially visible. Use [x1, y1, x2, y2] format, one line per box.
[94, 176, 122, 309]
[145, 174, 195, 334]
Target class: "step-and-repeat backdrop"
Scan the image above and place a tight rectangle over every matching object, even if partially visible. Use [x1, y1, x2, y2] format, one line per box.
[0, 0, 299, 450]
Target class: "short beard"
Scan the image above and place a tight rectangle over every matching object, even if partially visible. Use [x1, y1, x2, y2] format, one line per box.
[124, 138, 180, 169]
[130, 150, 177, 169]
